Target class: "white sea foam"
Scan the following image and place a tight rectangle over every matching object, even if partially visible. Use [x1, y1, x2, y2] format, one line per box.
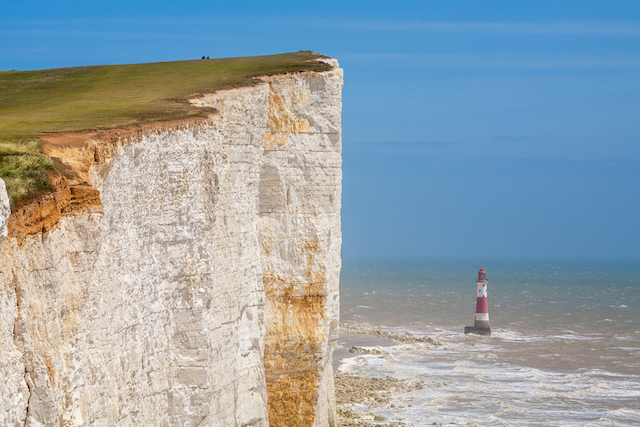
[493, 329, 546, 342]
[338, 329, 640, 426]
[602, 408, 640, 422]
[553, 333, 605, 341]
[615, 334, 639, 341]
[452, 364, 488, 377]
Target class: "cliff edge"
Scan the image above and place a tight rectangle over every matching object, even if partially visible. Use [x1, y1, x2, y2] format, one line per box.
[0, 58, 342, 426]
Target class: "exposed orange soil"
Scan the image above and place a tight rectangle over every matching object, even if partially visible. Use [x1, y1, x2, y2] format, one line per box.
[7, 176, 100, 244]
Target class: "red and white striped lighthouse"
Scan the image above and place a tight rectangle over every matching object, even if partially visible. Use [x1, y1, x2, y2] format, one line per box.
[464, 268, 491, 335]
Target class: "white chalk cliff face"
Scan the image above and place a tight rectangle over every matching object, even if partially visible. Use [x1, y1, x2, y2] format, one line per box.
[0, 60, 342, 426]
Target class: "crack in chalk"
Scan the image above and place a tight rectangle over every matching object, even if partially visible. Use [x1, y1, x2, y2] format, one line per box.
[22, 367, 30, 427]
[241, 417, 264, 427]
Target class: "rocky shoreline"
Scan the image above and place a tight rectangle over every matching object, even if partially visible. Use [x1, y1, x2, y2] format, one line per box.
[334, 324, 441, 426]
[335, 373, 422, 426]
[339, 323, 442, 345]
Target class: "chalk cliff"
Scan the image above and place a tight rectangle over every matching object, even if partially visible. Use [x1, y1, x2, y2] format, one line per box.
[0, 59, 342, 426]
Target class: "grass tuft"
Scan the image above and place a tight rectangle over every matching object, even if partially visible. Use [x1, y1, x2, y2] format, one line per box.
[0, 139, 42, 157]
[0, 154, 54, 206]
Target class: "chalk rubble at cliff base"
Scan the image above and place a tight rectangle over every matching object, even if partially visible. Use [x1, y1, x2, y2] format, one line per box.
[334, 325, 445, 427]
[0, 60, 342, 426]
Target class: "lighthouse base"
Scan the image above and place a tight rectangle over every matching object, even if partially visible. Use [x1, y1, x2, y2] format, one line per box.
[464, 321, 491, 336]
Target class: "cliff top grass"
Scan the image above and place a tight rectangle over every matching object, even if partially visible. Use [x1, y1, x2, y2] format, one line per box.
[0, 51, 331, 206]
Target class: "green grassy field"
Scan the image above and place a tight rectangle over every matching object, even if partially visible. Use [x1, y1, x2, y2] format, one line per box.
[0, 51, 330, 206]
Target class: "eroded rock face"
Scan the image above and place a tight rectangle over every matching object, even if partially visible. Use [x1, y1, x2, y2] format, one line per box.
[258, 71, 342, 427]
[0, 61, 342, 426]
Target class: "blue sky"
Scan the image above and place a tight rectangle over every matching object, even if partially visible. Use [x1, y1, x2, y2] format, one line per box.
[2, 1, 639, 259]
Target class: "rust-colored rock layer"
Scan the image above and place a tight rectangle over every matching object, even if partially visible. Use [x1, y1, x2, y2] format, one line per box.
[7, 176, 101, 244]
[264, 241, 326, 427]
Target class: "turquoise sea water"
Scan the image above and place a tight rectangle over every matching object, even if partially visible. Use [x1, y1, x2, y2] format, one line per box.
[339, 259, 640, 426]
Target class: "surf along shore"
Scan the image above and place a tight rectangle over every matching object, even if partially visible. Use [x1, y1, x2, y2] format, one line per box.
[335, 323, 443, 427]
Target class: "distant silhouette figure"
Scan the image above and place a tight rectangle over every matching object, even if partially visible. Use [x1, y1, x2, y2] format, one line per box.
[202, 56, 205, 59]
[207, 56, 210, 59]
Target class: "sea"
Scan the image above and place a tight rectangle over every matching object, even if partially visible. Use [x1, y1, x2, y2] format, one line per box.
[338, 258, 640, 426]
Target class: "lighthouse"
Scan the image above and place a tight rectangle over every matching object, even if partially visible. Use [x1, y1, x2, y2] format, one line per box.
[464, 268, 491, 336]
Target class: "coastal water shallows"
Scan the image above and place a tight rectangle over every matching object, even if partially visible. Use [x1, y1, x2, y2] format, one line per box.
[339, 259, 640, 426]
